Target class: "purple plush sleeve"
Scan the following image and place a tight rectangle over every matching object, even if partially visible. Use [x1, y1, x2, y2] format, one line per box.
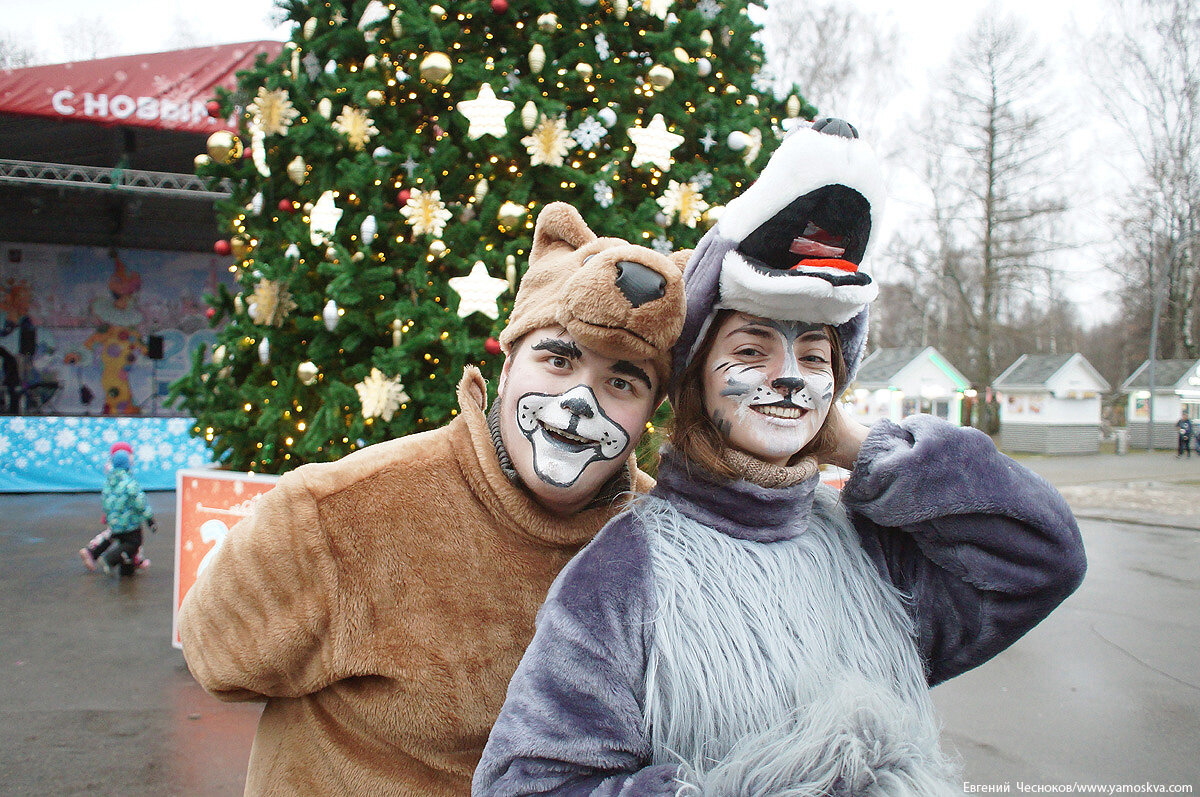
[472, 512, 679, 797]
[841, 415, 1087, 686]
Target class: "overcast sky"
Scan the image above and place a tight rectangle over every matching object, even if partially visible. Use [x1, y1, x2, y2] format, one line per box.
[4, 0, 1119, 315]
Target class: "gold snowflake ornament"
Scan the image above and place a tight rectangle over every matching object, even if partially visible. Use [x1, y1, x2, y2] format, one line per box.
[657, 180, 709, 228]
[247, 87, 299, 137]
[522, 116, 571, 167]
[332, 106, 379, 150]
[248, 279, 298, 328]
[355, 367, 410, 422]
[400, 188, 453, 239]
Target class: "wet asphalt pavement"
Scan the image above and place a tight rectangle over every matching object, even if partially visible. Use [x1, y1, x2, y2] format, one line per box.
[1, 451, 1197, 795]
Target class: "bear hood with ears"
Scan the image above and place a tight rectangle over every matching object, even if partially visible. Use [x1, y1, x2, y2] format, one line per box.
[500, 202, 690, 394]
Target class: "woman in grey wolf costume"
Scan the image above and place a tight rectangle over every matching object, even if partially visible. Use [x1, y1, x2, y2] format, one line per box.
[473, 121, 1087, 797]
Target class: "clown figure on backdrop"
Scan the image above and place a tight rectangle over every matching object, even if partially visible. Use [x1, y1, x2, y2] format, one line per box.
[84, 257, 147, 415]
[475, 120, 1087, 796]
[177, 203, 690, 795]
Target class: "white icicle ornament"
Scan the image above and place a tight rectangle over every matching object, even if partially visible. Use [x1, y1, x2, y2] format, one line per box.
[323, 299, 340, 331]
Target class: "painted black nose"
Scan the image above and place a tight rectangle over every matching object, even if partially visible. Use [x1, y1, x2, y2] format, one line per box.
[812, 117, 858, 139]
[772, 376, 806, 395]
[561, 397, 594, 418]
[614, 261, 666, 308]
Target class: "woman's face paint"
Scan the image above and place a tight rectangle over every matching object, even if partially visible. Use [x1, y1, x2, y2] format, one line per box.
[497, 327, 659, 515]
[701, 312, 836, 466]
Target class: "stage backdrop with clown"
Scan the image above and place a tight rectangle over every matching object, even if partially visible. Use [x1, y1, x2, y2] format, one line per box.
[1, 242, 234, 417]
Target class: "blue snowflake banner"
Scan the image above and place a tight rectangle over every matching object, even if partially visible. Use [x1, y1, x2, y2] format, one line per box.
[0, 416, 214, 492]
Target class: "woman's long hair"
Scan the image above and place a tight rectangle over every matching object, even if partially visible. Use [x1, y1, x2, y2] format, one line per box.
[669, 310, 848, 479]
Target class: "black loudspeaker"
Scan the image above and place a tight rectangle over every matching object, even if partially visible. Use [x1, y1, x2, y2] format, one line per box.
[18, 327, 35, 356]
[147, 334, 164, 360]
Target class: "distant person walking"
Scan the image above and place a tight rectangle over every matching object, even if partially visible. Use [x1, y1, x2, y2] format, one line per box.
[79, 442, 156, 575]
[1177, 410, 1193, 459]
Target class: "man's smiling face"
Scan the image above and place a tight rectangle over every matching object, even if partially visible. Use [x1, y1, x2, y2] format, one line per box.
[497, 326, 659, 515]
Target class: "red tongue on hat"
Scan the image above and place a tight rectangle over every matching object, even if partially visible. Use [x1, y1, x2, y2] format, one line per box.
[791, 258, 860, 273]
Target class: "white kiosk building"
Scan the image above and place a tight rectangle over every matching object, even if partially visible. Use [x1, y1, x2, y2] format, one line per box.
[848, 347, 972, 426]
[993, 353, 1111, 454]
[1121, 358, 1200, 449]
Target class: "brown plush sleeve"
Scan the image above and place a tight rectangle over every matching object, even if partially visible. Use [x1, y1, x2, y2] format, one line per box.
[178, 469, 342, 701]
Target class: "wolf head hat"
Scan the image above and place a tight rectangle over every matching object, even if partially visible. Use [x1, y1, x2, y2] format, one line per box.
[671, 118, 884, 394]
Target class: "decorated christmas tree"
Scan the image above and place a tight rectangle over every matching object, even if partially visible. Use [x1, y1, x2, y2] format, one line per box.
[171, 0, 815, 474]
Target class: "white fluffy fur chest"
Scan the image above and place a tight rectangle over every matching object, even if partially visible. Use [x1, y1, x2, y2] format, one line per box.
[636, 495, 955, 793]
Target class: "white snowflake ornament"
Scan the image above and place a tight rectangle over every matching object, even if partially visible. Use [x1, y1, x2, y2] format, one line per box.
[571, 116, 606, 150]
[449, 261, 509, 319]
[594, 181, 614, 208]
[628, 113, 685, 171]
[355, 368, 410, 422]
[332, 106, 379, 150]
[456, 83, 515, 139]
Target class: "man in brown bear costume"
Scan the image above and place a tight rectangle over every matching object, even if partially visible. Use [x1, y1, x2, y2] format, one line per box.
[178, 202, 688, 795]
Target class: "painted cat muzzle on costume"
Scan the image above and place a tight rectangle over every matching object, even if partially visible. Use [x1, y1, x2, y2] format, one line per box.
[516, 385, 631, 488]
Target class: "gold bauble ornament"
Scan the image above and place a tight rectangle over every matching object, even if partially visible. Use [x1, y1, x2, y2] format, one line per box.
[326, 246, 338, 260]
[699, 30, 714, 55]
[497, 201, 525, 232]
[724, 84, 739, 95]
[352, 251, 365, 262]
[786, 94, 802, 118]
[673, 47, 690, 63]
[528, 44, 546, 74]
[430, 4, 446, 16]
[363, 54, 377, 70]
[648, 64, 675, 90]
[429, 239, 447, 257]
[231, 235, 253, 259]
[297, 361, 319, 386]
[193, 153, 212, 170]
[366, 89, 385, 106]
[287, 156, 307, 185]
[537, 13, 558, 31]
[206, 131, 242, 163]
[575, 62, 593, 79]
[420, 52, 453, 84]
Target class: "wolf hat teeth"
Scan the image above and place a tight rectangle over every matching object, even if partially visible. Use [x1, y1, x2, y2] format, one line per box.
[670, 118, 885, 396]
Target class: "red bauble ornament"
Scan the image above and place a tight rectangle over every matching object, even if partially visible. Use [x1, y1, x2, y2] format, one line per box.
[242, 146, 253, 159]
[213, 239, 232, 256]
[484, 336, 502, 355]
[491, 0, 508, 12]
[278, 199, 294, 212]
[397, 189, 411, 205]
[205, 100, 221, 117]
[205, 307, 217, 319]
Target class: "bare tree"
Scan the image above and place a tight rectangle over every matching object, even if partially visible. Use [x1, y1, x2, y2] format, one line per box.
[61, 16, 118, 61]
[757, 0, 901, 122]
[1087, 0, 1200, 361]
[896, 10, 1071, 390]
[0, 32, 40, 68]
